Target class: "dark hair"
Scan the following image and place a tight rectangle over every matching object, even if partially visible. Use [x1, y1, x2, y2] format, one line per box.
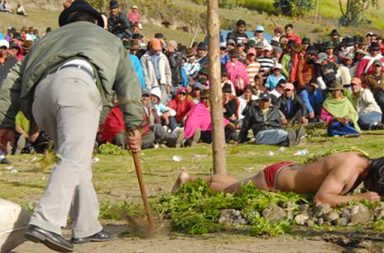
[236, 19, 246, 27]
[366, 157, 384, 195]
[67, 11, 98, 24]
[154, 33, 165, 39]
[284, 23, 293, 30]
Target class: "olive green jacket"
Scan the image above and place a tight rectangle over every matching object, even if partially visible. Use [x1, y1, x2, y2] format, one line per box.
[0, 21, 143, 130]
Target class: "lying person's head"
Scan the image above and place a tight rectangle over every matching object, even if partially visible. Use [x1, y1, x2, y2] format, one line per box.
[364, 157, 384, 196]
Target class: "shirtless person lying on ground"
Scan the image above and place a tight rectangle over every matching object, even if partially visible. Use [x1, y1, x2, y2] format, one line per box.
[172, 152, 384, 207]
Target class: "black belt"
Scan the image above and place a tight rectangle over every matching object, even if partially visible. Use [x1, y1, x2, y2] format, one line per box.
[59, 64, 95, 79]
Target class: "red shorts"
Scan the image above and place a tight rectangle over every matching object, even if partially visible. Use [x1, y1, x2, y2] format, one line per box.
[263, 161, 296, 190]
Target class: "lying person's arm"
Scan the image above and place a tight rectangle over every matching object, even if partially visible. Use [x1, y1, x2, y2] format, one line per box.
[314, 165, 380, 207]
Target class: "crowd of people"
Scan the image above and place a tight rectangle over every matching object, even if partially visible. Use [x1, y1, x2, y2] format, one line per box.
[1, 2, 384, 159]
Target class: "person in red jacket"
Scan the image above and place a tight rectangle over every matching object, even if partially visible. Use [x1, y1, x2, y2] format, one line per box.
[98, 101, 126, 148]
[167, 87, 195, 126]
[284, 23, 301, 44]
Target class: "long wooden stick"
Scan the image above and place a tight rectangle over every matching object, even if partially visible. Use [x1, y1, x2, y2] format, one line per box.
[131, 151, 154, 228]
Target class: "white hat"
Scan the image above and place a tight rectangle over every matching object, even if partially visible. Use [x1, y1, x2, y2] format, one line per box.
[0, 39, 9, 49]
[255, 25, 264, 32]
[151, 87, 162, 99]
[132, 5, 138, 9]
[263, 44, 273, 51]
[273, 63, 283, 70]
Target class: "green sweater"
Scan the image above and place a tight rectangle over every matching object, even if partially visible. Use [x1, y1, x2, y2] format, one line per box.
[0, 21, 143, 130]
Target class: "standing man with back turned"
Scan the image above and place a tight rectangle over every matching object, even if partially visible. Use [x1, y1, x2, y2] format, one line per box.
[0, 1, 142, 252]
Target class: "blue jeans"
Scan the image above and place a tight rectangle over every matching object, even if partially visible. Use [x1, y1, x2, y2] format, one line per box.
[327, 122, 359, 136]
[358, 111, 382, 130]
[255, 129, 288, 145]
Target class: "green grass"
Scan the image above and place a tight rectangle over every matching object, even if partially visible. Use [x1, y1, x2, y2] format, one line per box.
[1, 129, 384, 208]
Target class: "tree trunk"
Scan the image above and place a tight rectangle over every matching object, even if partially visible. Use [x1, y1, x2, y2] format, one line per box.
[207, 0, 227, 175]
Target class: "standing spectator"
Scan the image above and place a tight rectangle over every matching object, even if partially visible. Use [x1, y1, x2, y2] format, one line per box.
[166, 40, 184, 88]
[350, 77, 383, 130]
[245, 48, 260, 86]
[141, 38, 172, 102]
[321, 81, 360, 137]
[196, 42, 208, 68]
[284, 23, 301, 44]
[355, 42, 384, 78]
[127, 5, 141, 28]
[226, 19, 248, 45]
[107, 0, 131, 39]
[123, 39, 146, 89]
[226, 49, 249, 95]
[296, 46, 317, 90]
[265, 63, 286, 90]
[251, 25, 270, 48]
[365, 60, 384, 123]
[330, 29, 341, 44]
[323, 41, 337, 63]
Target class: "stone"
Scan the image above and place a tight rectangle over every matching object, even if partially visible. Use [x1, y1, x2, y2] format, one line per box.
[218, 209, 246, 225]
[315, 203, 332, 217]
[335, 217, 348, 226]
[316, 217, 324, 225]
[305, 218, 315, 227]
[341, 207, 351, 220]
[294, 213, 309, 225]
[262, 203, 286, 222]
[350, 204, 371, 225]
[324, 211, 339, 223]
[298, 204, 309, 213]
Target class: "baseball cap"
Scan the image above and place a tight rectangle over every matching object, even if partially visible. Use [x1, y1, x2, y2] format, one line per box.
[316, 52, 328, 64]
[247, 48, 256, 56]
[284, 82, 295, 91]
[273, 63, 283, 70]
[255, 25, 264, 32]
[0, 39, 9, 49]
[259, 93, 270, 100]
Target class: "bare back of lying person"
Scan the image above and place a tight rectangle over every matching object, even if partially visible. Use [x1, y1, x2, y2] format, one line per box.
[172, 152, 384, 207]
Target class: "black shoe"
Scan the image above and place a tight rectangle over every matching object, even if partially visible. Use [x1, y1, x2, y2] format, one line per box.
[0, 157, 11, 164]
[71, 230, 117, 244]
[25, 225, 73, 252]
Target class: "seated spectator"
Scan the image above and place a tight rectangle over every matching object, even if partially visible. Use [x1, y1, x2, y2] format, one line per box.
[338, 52, 355, 86]
[271, 27, 282, 44]
[221, 68, 236, 96]
[98, 100, 126, 148]
[365, 60, 384, 123]
[238, 86, 256, 127]
[196, 42, 208, 68]
[323, 41, 337, 63]
[320, 81, 360, 137]
[315, 52, 338, 90]
[299, 79, 324, 122]
[276, 82, 308, 124]
[0, 0, 11, 12]
[123, 39, 145, 89]
[297, 46, 317, 90]
[226, 19, 248, 45]
[222, 83, 240, 124]
[251, 25, 269, 48]
[257, 44, 275, 76]
[13, 111, 39, 154]
[150, 87, 178, 132]
[270, 79, 287, 104]
[252, 74, 266, 97]
[182, 89, 234, 146]
[16, 3, 27, 16]
[226, 49, 249, 95]
[238, 93, 304, 146]
[356, 42, 384, 78]
[167, 87, 195, 126]
[189, 82, 204, 104]
[265, 63, 286, 90]
[350, 78, 383, 130]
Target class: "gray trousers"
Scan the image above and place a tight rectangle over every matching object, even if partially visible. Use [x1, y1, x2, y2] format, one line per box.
[29, 67, 102, 238]
[255, 129, 288, 145]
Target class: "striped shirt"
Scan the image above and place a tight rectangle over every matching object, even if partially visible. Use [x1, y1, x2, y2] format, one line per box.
[246, 61, 261, 85]
[257, 57, 275, 73]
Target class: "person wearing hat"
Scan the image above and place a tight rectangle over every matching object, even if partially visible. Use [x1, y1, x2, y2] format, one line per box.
[127, 5, 141, 27]
[226, 49, 250, 95]
[296, 46, 317, 90]
[123, 39, 146, 89]
[221, 67, 236, 96]
[355, 42, 384, 78]
[183, 47, 201, 79]
[323, 41, 337, 63]
[301, 37, 310, 49]
[299, 79, 324, 122]
[257, 44, 275, 76]
[226, 19, 249, 46]
[265, 63, 286, 90]
[251, 24, 270, 49]
[245, 48, 261, 86]
[350, 77, 383, 130]
[8, 41, 23, 61]
[141, 38, 172, 102]
[0, 1, 144, 251]
[239, 92, 303, 146]
[277, 82, 308, 125]
[196, 42, 208, 67]
[365, 59, 384, 123]
[320, 81, 360, 137]
[150, 87, 178, 132]
[107, 0, 131, 39]
[338, 52, 355, 86]
[330, 29, 341, 43]
[315, 52, 338, 90]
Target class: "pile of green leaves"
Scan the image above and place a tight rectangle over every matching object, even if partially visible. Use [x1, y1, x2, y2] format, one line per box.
[157, 179, 310, 236]
[97, 143, 128, 155]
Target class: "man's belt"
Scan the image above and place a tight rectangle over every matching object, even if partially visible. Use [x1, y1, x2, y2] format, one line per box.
[58, 64, 95, 80]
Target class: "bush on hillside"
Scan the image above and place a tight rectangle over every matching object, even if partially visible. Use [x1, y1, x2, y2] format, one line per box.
[273, 0, 315, 17]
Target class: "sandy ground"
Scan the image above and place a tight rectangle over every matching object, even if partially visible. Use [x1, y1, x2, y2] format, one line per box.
[10, 222, 345, 253]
